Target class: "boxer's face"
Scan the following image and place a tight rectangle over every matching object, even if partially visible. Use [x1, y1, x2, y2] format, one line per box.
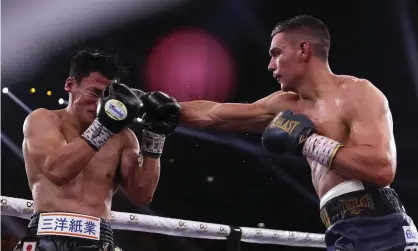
[268, 32, 307, 92]
[65, 72, 112, 124]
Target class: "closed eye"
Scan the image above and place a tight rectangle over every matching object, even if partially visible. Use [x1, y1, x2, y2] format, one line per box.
[88, 88, 103, 97]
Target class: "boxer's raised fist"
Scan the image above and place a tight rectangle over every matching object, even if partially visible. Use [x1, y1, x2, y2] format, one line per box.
[139, 91, 181, 158]
[96, 83, 144, 133]
[82, 83, 143, 150]
[141, 91, 181, 135]
[262, 110, 316, 154]
[131, 88, 147, 100]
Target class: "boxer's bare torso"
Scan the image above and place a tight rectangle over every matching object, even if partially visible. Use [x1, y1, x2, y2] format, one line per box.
[23, 109, 131, 219]
[181, 74, 395, 199]
[280, 75, 353, 197]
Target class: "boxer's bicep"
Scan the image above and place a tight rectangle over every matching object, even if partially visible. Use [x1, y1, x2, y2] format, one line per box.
[346, 81, 396, 166]
[331, 81, 396, 186]
[23, 109, 66, 169]
[347, 84, 394, 149]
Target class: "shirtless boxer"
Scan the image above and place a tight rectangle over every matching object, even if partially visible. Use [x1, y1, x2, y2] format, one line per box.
[177, 15, 418, 250]
[16, 49, 180, 251]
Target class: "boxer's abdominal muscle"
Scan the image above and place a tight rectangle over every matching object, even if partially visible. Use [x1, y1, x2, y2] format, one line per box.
[290, 93, 351, 199]
[27, 135, 123, 219]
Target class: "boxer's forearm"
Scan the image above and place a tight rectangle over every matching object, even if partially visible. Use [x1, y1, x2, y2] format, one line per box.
[44, 138, 96, 185]
[331, 146, 395, 187]
[180, 101, 272, 131]
[180, 101, 220, 128]
[127, 156, 160, 205]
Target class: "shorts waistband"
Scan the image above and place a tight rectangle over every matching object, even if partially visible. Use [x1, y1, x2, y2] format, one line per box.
[320, 180, 366, 209]
[28, 212, 114, 245]
[319, 185, 405, 228]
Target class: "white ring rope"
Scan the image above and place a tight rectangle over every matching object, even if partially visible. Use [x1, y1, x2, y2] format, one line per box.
[1, 196, 326, 248]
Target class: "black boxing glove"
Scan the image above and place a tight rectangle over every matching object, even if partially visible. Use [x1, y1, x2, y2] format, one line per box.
[131, 88, 146, 100]
[262, 110, 316, 154]
[140, 91, 181, 157]
[262, 110, 343, 167]
[82, 83, 143, 151]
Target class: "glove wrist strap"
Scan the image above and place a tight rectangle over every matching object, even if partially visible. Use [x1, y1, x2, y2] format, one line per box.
[302, 133, 343, 168]
[81, 119, 114, 151]
[141, 130, 166, 158]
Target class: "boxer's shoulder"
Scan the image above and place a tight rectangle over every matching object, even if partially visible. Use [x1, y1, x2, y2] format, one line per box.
[255, 90, 299, 112]
[336, 75, 389, 119]
[337, 75, 386, 99]
[27, 108, 59, 120]
[271, 90, 300, 100]
[24, 108, 61, 130]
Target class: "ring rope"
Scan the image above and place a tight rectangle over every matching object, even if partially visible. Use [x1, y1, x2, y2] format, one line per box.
[0, 196, 325, 248]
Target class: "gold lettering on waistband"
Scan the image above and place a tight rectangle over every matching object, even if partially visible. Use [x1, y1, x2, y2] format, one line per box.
[273, 118, 300, 134]
[319, 209, 331, 228]
[320, 194, 376, 228]
[340, 194, 375, 215]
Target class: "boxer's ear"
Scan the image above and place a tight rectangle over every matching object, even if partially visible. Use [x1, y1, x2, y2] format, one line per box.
[299, 41, 311, 62]
[64, 77, 76, 92]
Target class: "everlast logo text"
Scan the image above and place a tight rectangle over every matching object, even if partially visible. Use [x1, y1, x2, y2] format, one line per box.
[273, 118, 299, 135]
[320, 194, 375, 228]
[340, 194, 375, 216]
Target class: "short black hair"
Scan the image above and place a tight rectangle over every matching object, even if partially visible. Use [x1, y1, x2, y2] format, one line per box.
[271, 15, 330, 61]
[69, 48, 127, 83]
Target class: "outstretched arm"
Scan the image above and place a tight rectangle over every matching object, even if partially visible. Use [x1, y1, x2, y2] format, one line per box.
[330, 80, 396, 187]
[180, 91, 294, 132]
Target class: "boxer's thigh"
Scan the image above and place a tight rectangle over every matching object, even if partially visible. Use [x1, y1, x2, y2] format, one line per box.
[325, 229, 355, 251]
[327, 213, 417, 251]
[355, 214, 418, 250]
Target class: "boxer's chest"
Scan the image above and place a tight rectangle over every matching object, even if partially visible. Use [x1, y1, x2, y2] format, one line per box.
[60, 123, 124, 183]
[299, 100, 350, 144]
[87, 141, 123, 182]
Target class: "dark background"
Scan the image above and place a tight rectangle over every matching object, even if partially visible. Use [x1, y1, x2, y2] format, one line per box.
[2, 0, 418, 250]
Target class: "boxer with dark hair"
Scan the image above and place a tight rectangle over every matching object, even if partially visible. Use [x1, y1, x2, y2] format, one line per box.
[178, 15, 417, 250]
[17, 49, 180, 251]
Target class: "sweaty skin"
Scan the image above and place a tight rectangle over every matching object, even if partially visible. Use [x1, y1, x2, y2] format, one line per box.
[180, 31, 396, 199]
[22, 73, 160, 219]
[180, 75, 396, 198]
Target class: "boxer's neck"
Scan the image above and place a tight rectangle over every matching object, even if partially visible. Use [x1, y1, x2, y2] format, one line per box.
[296, 60, 335, 103]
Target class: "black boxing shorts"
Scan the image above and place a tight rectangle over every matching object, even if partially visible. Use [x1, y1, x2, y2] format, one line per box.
[13, 212, 116, 251]
[320, 180, 418, 251]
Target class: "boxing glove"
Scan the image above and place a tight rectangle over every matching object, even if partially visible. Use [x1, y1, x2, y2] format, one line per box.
[140, 91, 181, 157]
[82, 83, 144, 150]
[131, 88, 146, 101]
[262, 110, 316, 155]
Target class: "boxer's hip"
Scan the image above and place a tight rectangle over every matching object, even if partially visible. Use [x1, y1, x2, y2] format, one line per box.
[320, 180, 418, 250]
[15, 211, 114, 251]
[319, 180, 406, 228]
